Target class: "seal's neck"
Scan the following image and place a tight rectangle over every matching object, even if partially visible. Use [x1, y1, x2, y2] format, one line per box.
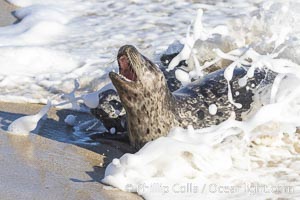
[125, 86, 178, 149]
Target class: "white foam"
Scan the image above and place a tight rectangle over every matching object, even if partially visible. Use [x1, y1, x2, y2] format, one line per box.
[82, 92, 99, 108]
[208, 104, 218, 115]
[174, 69, 191, 86]
[4, 0, 228, 105]
[64, 114, 76, 126]
[3, 0, 295, 106]
[7, 100, 52, 135]
[103, 1, 300, 199]
[103, 73, 300, 199]
[110, 127, 116, 134]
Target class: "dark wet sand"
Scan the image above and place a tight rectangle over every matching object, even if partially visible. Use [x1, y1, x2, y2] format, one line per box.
[0, 102, 141, 200]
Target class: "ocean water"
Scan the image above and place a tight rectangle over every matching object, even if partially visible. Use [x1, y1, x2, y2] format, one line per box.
[2, 0, 300, 199]
[1, 0, 270, 105]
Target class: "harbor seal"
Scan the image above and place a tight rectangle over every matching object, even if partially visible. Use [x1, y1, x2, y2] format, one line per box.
[109, 45, 275, 149]
[90, 41, 226, 136]
[90, 89, 127, 135]
[91, 51, 182, 136]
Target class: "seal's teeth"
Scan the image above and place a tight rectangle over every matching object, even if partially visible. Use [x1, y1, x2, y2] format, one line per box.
[118, 73, 132, 82]
[130, 66, 134, 73]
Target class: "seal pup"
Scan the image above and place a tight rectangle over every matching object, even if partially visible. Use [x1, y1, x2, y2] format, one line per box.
[110, 45, 275, 149]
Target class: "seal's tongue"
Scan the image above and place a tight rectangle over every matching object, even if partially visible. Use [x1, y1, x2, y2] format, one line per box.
[118, 55, 137, 82]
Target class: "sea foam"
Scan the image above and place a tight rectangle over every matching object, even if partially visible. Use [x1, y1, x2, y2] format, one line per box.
[103, 1, 300, 199]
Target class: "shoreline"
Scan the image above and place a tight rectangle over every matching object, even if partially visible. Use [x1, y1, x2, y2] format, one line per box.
[0, 3, 141, 199]
[0, 101, 141, 200]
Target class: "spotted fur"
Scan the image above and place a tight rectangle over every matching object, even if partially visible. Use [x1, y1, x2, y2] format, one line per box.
[90, 89, 126, 133]
[91, 54, 181, 135]
[110, 45, 275, 149]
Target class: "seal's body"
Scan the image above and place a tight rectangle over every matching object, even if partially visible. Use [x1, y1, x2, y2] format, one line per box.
[109, 45, 275, 149]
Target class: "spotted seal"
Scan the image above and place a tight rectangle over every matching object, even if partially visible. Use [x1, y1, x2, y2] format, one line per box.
[90, 41, 225, 136]
[91, 89, 127, 134]
[109, 45, 275, 149]
[91, 49, 182, 136]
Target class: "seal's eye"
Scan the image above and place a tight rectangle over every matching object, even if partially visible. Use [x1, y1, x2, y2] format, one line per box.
[109, 100, 123, 110]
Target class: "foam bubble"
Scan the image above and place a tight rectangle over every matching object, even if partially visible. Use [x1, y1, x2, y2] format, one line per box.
[64, 114, 76, 126]
[8, 100, 52, 135]
[208, 104, 218, 115]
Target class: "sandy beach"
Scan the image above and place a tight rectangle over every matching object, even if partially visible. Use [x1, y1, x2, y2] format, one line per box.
[0, 102, 141, 200]
[0, 1, 141, 199]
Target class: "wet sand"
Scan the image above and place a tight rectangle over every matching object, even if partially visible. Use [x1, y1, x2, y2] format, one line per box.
[0, 102, 141, 200]
[0, 0, 18, 26]
[0, 1, 141, 199]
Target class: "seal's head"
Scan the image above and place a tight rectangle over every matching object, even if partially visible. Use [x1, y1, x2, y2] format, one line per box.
[109, 45, 177, 149]
[90, 89, 126, 133]
[109, 45, 165, 108]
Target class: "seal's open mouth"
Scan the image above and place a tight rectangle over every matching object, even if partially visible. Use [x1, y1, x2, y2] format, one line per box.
[110, 44, 159, 88]
[118, 53, 137, 82]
